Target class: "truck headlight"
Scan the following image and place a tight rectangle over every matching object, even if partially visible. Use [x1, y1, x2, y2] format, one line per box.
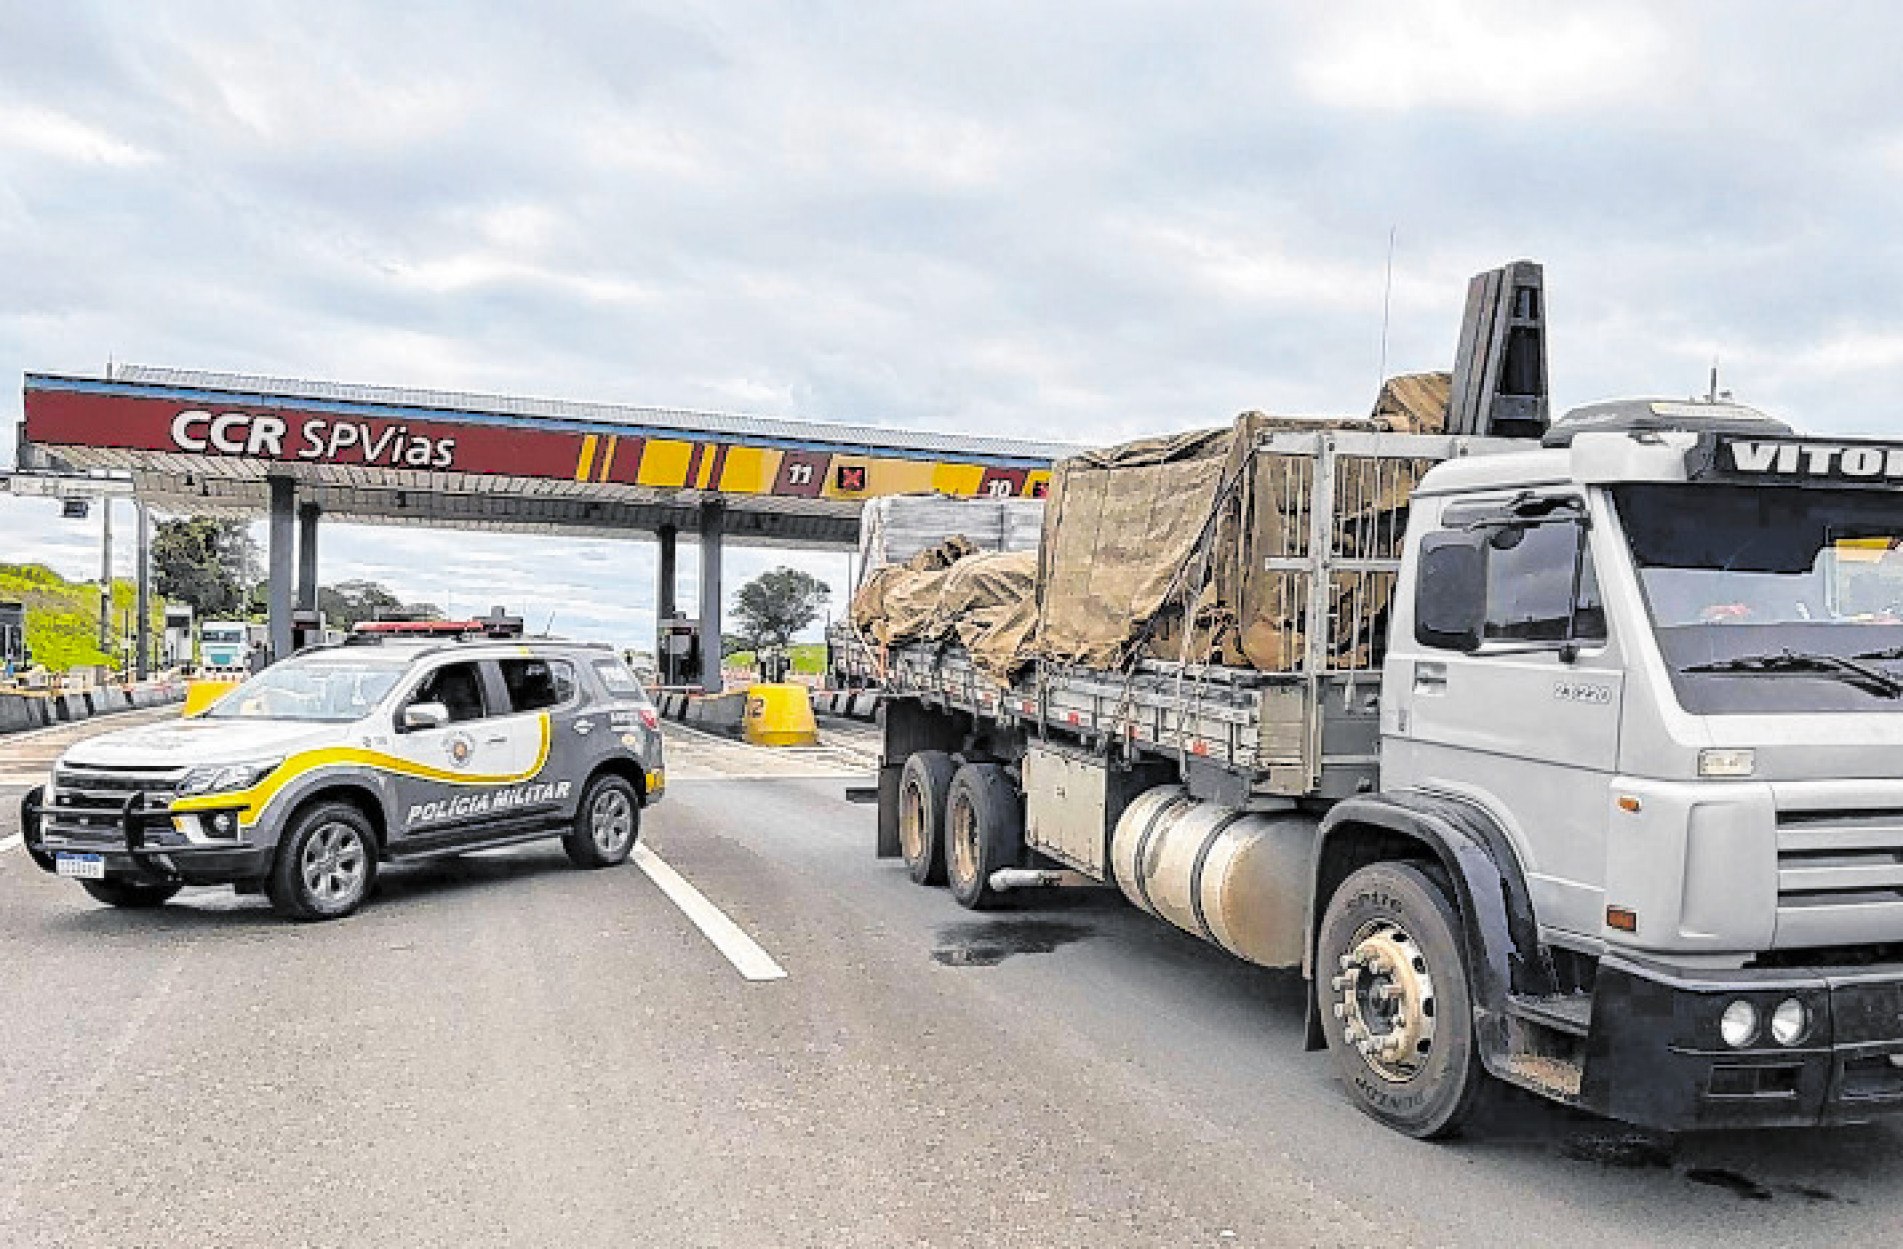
[177, 759, 280, 797]
[1719, 999, 1759, 1048]
[1770, 998, 1810, 1047]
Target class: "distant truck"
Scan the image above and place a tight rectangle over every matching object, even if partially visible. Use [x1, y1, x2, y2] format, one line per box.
[199, 620, 262, 671]
[842, 399, 1903, 1138]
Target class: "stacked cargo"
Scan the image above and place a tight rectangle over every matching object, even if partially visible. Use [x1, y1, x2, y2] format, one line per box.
[848, 373, 1450, 683]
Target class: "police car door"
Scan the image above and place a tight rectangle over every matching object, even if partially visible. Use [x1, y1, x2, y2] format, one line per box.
[388, 658, 517, 845]
[488, 655, 578, 822]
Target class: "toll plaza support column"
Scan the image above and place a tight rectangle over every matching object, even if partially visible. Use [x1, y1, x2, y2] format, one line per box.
[698, 503, 724, 693]
[657, 523, 677, 622]
[134, 501, 151, 679]
[296, 501, 321, 614]
[267, 477, 295, 662]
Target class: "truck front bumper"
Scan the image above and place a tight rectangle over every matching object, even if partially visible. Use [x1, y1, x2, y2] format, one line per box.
[1579, 953, 1903, 1131]
[20, 786, 273, 887]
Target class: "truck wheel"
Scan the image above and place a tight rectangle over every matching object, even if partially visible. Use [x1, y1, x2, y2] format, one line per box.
[267, 802, 378, 921]
[565, 774, 640, 869]
[1317, 861, 1483, 1139]
[80, 879, 182, 909]
[898, 750, 957, 885]
[945, 763, 1022, 911]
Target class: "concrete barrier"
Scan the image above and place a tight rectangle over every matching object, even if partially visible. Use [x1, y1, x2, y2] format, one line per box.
[743, 683, 818, 747]
[0, 696, 34, 734]
[685, 691, 748, 733]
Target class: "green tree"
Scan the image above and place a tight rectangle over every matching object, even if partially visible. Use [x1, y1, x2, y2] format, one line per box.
[317, 579, 444, 628]
[731, 567, 830, 650]
[151, 516, 258, 618]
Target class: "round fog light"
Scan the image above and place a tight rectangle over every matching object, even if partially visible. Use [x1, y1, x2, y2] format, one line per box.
[1720, 999, 1759, 1049]
[1770, 998, 1809, 1047]
[211, 813, 235, 835]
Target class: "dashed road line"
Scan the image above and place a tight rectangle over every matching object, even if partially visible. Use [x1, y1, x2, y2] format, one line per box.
[0, 834, 20, 854]
[631, 842, 787, 982]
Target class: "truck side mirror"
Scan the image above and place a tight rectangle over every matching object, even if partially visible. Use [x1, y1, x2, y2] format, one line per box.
[1415, 532, 1488, 653]
[401, 701, 450, 732]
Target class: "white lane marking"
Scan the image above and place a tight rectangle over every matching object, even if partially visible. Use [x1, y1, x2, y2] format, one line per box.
[631, 842, 787, 982]
[0, 834, 20, 854]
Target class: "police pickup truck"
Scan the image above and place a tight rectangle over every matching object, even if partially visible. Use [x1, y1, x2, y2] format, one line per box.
[19, 637, 665, 920]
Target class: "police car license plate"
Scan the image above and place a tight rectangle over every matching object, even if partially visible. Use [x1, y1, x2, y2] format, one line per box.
[55, 853, 105, 880]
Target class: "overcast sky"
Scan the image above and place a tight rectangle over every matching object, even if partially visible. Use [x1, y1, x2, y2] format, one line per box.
[4, 3, 1902, 646]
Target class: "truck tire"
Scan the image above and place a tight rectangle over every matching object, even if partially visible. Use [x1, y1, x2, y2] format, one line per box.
[898, 750, 957, 885]
[80, 879, 182, 909]
[944, 762, 1022, 911]
[267, 801, 378, 921]
[1316, 861, 1484, 1139]
[565, 773, 640, 869]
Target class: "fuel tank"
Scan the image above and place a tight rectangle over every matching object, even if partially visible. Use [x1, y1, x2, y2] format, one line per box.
[1110, 785, 1316, 969]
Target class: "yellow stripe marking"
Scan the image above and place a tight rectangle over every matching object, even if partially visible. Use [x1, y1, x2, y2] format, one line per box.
[597, 435, 619, 482]
[637, 439, 693, 487]
[173, 714, 552, 828]
[694, 446, 718, 490]
[575, 435, 599, 481]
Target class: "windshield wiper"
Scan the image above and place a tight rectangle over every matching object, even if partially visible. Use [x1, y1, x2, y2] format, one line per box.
[1684, 649, 1903, 698]
[1852, 645, 1903, 662]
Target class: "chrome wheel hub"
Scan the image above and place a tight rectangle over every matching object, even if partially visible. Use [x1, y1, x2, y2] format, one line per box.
[1331, 920, 1437, 1081]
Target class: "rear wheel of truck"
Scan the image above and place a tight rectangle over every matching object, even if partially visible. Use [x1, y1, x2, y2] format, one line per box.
[945, 762, 1022, 911]
[898, 750, 957, 885]
[1317, 861, 1483, 1139]
[79, 879, 181, 909]
[267, 801, 378, 921]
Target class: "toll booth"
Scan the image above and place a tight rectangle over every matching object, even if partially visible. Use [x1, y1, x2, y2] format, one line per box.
[755, 645, 790, 684]
[290, 608, 331, 652]
[658, 614, 701, 688]
[163, 603, 194, 670]
[0, 601, 25, 671]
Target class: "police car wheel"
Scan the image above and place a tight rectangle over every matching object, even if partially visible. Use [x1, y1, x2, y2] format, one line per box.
[268, 802, 377, 921]
[79, 879, 182, 909]
[566, 775, 640, 869]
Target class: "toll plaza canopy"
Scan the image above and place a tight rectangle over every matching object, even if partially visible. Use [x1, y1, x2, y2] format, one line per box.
[20, 366, 1068, 548]
[18, 365, 1073, 689]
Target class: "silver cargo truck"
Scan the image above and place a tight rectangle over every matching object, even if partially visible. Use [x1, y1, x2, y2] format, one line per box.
[847, 400, 1903, 1137]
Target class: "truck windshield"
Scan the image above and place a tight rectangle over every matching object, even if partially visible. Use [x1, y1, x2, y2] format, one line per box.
[1616, 484, 1903, 712]
[200, 657, 405, 723]
[202, 626, 245, 643]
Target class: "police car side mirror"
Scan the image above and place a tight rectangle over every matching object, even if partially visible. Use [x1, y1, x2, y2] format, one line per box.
[1415, 532, 1488, 653]
[401, 701, 450, 732]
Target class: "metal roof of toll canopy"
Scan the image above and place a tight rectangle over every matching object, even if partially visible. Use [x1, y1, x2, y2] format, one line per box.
[19, 366, 1079, 549]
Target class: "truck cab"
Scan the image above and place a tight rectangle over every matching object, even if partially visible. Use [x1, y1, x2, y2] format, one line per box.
[1357, 401, 1903, 1129]
[21, 637, 665, 920]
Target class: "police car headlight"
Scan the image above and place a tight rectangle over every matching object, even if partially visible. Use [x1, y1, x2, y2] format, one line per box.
[177, 759, 281, 796]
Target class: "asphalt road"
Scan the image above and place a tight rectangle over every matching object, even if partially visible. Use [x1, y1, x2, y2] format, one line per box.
[3, 713, 1903, 1246]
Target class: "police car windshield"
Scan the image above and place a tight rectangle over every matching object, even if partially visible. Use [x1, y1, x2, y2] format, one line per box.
[200, 656, 405, 723]
[1617, 484, 1903, 712]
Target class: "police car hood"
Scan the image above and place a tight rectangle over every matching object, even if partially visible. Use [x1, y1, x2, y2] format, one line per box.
[62, 717, 346, 769]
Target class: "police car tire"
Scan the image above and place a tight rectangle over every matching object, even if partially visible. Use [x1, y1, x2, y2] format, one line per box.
[267, 802, 378, 922]
[565, 774, 640, 869]
[80, 879, 182, 908]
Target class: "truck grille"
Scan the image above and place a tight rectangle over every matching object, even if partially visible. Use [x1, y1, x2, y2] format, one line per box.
[45, 764, 186, 846]
[1776, 806, 1903, 948]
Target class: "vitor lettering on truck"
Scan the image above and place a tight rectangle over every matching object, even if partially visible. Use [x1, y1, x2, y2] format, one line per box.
[169, 408, 456, 468]
[1717, 437, 1903, 482]
[406, 779, 572, 827]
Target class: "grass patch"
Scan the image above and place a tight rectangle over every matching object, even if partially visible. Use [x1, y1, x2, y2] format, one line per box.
[725, 642, 827, 676]
[0, 563, 167, 672]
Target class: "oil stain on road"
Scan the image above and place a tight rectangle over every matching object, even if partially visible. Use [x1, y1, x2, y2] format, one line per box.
[931, 919, 1089, 967]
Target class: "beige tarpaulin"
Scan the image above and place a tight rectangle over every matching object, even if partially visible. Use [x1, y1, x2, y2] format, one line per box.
[852, 375, 1448, 678]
